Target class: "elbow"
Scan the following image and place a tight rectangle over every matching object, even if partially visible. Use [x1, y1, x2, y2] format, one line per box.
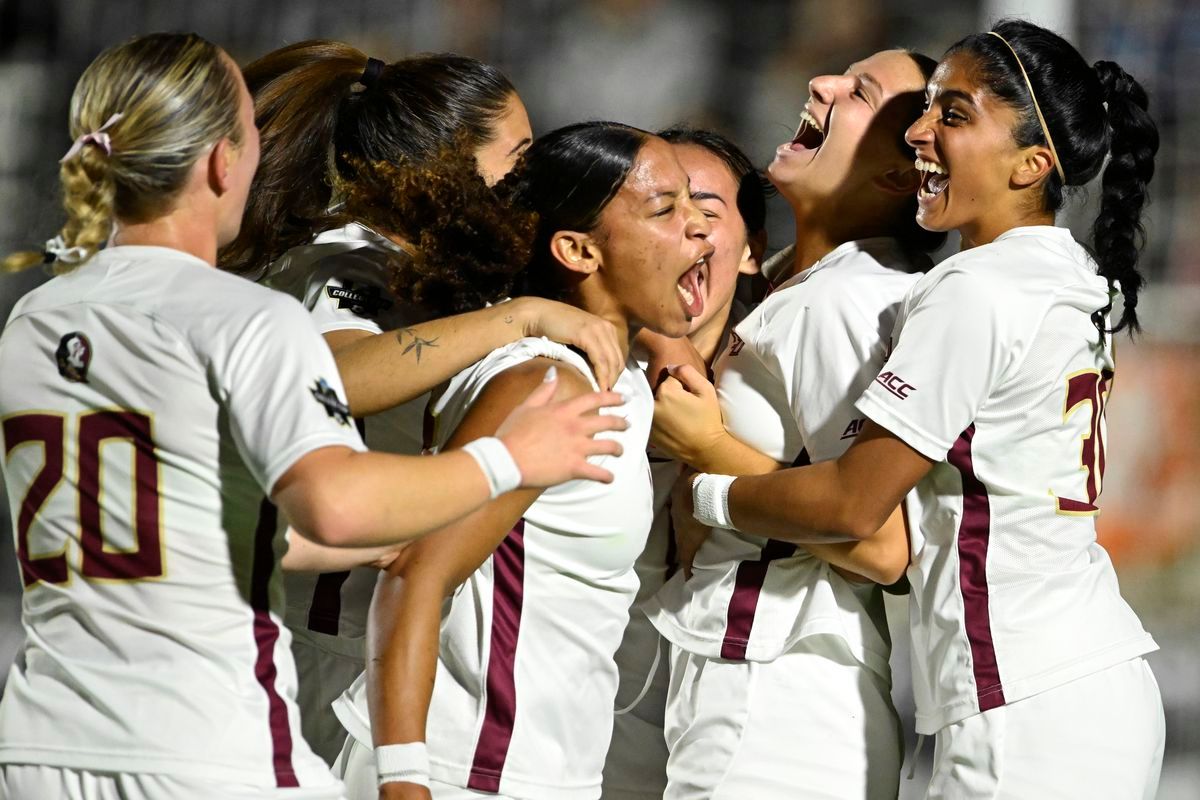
[297, 483, 364, 548]
[864, 553, 909, 587]
[841, 507, 891, 542]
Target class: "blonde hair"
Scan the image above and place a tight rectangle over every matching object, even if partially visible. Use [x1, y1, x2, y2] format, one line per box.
[3, 33, 243, 273]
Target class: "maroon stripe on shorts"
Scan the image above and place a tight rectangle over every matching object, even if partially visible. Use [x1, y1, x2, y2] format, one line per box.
[251, 499, 300, 787]
[947, 425, 1006, 711]
[721, 538, 796, 660]
[468, 520, 526, 792]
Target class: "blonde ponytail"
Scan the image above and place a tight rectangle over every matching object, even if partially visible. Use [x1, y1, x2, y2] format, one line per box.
[3, 32, 242, 273]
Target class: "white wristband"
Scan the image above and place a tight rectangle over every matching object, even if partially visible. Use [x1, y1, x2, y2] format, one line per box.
[462, 436, 523, 499]
[376, 742, 431, 788]
[692, 473, 737, 530]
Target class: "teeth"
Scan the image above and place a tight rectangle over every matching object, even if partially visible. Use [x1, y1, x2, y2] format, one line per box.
[677, 283, 695, 306]
[915, 158, 947, 175]
[798, 109, 822, 133]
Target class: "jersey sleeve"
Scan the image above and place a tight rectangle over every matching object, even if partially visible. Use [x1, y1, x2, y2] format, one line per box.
[856, 268, 1018, 461]
[214, 293, 366, 494]
[308, 272, 390, 336]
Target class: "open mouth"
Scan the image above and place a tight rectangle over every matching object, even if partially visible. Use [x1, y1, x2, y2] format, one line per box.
[916, 157, 949, 200]
[676, 252, 711, 319]
[788, 108, 826, 151]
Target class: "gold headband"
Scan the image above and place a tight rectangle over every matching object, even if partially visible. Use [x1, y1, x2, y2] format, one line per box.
[988, 31, 1067, 184]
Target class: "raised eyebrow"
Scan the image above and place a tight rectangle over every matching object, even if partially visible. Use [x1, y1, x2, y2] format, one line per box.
[507, 137, 532, 157]
[691, 190, 727, 206]
[857, 71, 883, 95]
[644, 189, 680, 203]
[937, 88, 978, 108]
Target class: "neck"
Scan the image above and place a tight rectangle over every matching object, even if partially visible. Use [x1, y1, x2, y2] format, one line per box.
[958, 206, 1055, 251]
[688, 292, 736, 364]
[111, 209, 220, 266]
[785, 196, 898, 279]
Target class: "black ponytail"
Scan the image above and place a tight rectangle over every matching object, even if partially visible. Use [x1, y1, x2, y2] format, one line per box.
[950, 19, 1160, 338]
[1091, 60, 1159, 335]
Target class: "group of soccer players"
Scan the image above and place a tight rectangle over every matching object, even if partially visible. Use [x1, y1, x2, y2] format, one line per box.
[0, 15, 1167, 800]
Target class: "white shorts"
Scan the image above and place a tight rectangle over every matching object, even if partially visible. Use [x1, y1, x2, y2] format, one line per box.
[0, 764, 346, 800]
[663, 636, 902, 800]
[332, 736, 519, 800]
[925, 656, 1164, 800]
[290, 628, 366, 767]
[601, 610, 670, 800]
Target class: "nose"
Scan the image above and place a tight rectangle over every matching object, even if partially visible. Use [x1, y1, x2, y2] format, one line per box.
[905, 109, 935, 149]
[808, 73, 853, 106]
[682, 195, 711, 240]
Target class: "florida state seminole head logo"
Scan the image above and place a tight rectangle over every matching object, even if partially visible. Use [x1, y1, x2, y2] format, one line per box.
[55, 331, 92, 383]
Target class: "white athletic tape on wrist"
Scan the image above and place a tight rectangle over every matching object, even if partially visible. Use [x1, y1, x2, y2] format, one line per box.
[692, 473, 737, 530]
[462, 436, 523, 499]
[376, 742, 431, 788]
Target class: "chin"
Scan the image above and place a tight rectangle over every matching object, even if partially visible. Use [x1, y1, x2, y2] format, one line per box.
[655, 316, 692, 339]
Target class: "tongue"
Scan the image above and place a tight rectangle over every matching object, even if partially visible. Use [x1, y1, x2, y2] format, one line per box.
[679, 266, 705, 318]
[927, 172, 949, 195]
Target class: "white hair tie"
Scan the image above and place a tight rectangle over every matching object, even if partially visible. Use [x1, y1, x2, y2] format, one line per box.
[43, 234, 90, 265]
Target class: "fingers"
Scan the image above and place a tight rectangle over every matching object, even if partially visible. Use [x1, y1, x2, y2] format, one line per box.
[582, 438, 623, 458]
[665, 363, 710, 395]
[572, 462, 616, 484]
[561, 389, 626, 417]
[573, 321, 624, 391]
[517, 368, 560, 409]
[580, 414, 628, 436]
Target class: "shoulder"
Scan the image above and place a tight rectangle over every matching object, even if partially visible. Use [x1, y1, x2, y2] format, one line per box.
[480, 356, 593, 405]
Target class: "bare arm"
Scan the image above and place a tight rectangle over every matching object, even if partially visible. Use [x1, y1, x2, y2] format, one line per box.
[724, 421, 933, 541]
[280, 528, 405, 573]
[367, 361, 597, 797]
[327, 297, 623, 416]
[271, 368, 625, 550]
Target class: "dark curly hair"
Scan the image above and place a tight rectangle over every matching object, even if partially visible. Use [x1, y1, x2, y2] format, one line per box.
[338, 146, 537, 314]
[219, 40, 530, 314]
[949, 20, 1159, 336]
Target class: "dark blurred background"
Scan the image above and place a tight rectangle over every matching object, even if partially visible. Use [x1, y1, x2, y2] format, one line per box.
[0, 1, 1197, 796]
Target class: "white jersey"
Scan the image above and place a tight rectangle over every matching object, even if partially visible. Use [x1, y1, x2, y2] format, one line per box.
[0, 246, 363, 788]
[856, 225, 1157, 734]
[647, 239, 922, 678]
[336, 338, 655, 800]
[262, 223, 428, 651]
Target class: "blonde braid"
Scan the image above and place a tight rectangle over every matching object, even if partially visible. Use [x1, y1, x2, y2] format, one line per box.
[3, 32, 242, 273]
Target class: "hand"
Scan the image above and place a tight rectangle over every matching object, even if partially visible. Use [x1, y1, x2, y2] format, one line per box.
[651, 364, 725, 466]
[519, 298, 624, 390]
[634, 328, 706, 390]
[496, 367, 628, 487]
[671, 469, 712, 579]
[379, 781, 432, 800]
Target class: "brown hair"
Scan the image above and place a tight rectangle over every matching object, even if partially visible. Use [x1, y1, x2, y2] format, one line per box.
[219, 40, 531, 314]
[4, 33, 242, 272]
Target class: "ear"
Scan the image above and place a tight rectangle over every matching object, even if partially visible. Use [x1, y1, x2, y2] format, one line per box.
[208, 138, 233, 196]
[1012, 146, 1055, 188]
[739, 231, 765, 276]
[549, 230, 602, 276]
[874, 164, 922, 196]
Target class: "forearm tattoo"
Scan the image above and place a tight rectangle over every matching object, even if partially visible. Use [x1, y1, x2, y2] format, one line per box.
[397, 328, 439, 362]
